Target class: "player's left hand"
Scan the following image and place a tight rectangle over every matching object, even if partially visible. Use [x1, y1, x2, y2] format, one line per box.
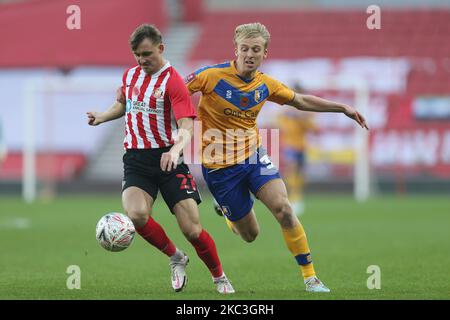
[343, 105, 369, 130]
[160, 150, 180, 172]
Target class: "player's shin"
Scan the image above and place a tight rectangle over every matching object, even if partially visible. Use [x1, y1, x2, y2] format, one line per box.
[188, 229, 224, 277]
[135, 216, 177, 256]
[281, 223, 316, 280]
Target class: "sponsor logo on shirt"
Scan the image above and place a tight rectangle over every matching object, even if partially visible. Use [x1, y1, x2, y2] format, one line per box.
[126, 99, 164, 114]
[126, 99, 132, 112]
[223, 108, 259, 120]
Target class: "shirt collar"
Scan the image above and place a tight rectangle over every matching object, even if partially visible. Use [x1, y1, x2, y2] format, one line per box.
[150, 60, 171, 77]
[231, 60, 256, 83]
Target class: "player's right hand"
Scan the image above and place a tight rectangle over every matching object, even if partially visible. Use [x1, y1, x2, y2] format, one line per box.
[160, 150, 180, 172]
[343, 105, 369, 130]
[87, 111, 102, 126]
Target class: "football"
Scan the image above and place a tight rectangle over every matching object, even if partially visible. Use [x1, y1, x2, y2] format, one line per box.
[95, 213, 135, 252]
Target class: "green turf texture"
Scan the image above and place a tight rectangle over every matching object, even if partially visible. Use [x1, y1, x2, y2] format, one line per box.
[0, 194, 449, 300]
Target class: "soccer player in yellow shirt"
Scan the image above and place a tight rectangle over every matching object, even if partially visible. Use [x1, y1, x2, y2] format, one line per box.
[278, 84, 318, 216]
[185, 22, 368, 292]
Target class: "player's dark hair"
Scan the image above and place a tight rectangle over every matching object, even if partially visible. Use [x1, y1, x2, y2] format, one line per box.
[129, 24, 162, 51]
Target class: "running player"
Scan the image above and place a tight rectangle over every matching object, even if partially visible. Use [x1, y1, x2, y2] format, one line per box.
[185, 22, 368, 293]
[87, 24, 234, 294]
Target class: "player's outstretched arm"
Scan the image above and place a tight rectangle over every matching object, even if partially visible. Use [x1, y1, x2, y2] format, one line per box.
[160, 117, 194, 172]
[288, 93, 369, 130]
[87, 101, 126, 126]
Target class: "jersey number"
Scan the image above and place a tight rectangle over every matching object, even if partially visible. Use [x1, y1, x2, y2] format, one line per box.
[259, 155, 274, 169]
[176, 174, 197, 191]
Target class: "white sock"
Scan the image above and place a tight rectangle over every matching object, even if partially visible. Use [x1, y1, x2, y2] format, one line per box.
[213, 273, 225, 281]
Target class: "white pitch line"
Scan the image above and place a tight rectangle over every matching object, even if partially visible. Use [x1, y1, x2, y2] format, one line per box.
[0, 217, 32, 229]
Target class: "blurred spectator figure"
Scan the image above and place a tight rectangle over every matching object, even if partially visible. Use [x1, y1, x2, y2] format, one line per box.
[0, 117, 7, 166]
[278, 84, 318, 216]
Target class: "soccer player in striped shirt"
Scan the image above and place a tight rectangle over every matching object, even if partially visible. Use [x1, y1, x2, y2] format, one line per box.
[87, 24, 234, 294]
[186, 22, 369, 293]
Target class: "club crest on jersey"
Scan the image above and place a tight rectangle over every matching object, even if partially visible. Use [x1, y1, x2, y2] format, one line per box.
[254, 90, 262, 103]
[221, 206, 232, 218]
[133, 86, 140, 96]
[153, 88, 164, 99]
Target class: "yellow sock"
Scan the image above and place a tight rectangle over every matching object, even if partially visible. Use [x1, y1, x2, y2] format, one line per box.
[282, 223, 316, 280]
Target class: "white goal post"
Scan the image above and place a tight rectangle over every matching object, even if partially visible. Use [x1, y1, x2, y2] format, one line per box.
[22, 77, 119, 203]
[303, 75, 371, 202]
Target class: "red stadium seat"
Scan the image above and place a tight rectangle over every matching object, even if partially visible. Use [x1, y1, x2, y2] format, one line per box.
[188, 9, 450, 95]
[0, 152, 87, 182]
[189, 9, 450, 61]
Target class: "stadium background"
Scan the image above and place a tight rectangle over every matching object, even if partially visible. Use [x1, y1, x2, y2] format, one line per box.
[0, 0, 449, 300]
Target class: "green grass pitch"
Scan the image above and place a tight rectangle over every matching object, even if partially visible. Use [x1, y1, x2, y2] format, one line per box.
[0, 194, 449, 300]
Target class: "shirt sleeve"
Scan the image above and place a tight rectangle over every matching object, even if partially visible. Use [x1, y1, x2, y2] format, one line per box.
[184, 68, 210, 95]
[116, 86, 126, 104]
[116, 68, 128, 104]
[266, 76, 296, 105]
[167, 71, 197, 120]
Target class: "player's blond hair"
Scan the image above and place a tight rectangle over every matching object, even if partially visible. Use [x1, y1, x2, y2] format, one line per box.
[234, 22, 270, 49]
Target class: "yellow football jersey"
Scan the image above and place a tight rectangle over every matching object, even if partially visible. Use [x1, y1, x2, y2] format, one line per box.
[186, 61, 295, 169]
[278, 111, 317, 152]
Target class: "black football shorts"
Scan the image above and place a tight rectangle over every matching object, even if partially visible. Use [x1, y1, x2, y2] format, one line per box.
[122, 147, 201, 212]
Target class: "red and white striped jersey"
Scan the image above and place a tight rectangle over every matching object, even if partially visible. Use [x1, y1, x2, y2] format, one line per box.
[116, 62, 196, 149]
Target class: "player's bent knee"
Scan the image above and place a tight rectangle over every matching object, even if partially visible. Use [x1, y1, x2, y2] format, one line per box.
[241, 233, 257, 243]
[182, 227, 203, 242]
[125, 210, 149, 228]
[240, 227, 259, 243]
[274, 202, 296, 229]
[175, 210, 203, 241]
